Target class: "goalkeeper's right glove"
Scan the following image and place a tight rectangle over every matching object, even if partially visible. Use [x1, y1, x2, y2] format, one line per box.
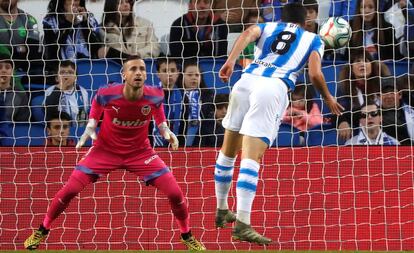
[76, 119, 98, 150]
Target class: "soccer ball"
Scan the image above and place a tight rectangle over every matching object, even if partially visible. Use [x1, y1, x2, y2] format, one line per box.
[318, 17, 352, 49]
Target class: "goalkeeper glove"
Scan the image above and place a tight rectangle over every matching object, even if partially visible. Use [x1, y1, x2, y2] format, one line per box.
[158, 122, 179, 150]
[76, 119, 98, 149]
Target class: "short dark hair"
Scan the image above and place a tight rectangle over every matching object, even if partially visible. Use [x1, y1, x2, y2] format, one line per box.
[156, 57, 178, 72]
[59, 60, 76, 70]
[123, 55, 142, 65]
[214, 94, 229, 109]
[46, 111, 72, 129]
[302, 0, 318, 13]
[281, 3, 307, 25]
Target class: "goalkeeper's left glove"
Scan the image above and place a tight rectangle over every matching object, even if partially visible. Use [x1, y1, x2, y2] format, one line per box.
[158, 122, 179, 150]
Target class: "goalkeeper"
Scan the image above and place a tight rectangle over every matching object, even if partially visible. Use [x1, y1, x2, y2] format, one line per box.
[24, 56, 205, 251]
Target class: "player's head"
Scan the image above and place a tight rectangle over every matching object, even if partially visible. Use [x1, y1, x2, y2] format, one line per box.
[281, 3, 307, 27]
[0, 51, 13, 90]
[57, 60, 76, 90]
[156, 57, 179, 90]
[359, 101, 381, 131]
[122, 55, 147, 89]
[46, 110, 72, 146]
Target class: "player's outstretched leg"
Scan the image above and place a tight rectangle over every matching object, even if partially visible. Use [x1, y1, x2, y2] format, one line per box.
[215, 209, 236, 228]
[214, 151, 237, 228]
[150, 172, 206, 251]
[24, 225, 49, 250]
[24, 170, 95, 250]
[233, 158, 272, 245]
[232, 220, 272, 245]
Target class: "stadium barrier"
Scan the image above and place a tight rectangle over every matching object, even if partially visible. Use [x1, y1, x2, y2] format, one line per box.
[1, 147, 413, 250]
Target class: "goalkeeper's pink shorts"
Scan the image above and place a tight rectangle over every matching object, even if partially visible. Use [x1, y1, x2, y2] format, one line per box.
[75, 144, 170, 183]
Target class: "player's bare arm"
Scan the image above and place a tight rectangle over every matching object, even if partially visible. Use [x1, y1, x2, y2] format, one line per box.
[308, 51, 344, 116]
[219, 25, 261, 82]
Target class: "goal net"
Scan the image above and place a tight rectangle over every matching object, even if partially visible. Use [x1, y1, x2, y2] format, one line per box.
[0, 0, 413, 251]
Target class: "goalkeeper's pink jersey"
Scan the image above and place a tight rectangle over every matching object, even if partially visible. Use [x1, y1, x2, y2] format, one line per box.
[89, 83, 166, 153]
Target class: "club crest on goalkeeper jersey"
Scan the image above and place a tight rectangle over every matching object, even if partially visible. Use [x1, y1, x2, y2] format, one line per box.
[89, 83, 166, 153]
[244, 22, 325, 90]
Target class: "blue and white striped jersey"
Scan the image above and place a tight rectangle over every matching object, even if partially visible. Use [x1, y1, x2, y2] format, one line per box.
[244, 22, 324, 90]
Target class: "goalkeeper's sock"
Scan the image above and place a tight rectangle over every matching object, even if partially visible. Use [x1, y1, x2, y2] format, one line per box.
[236, 159, 260, 225]
[150, 172, 190, 233]
[215, 151, 236, 210]
[180, 230, 192, 240]
[43, 170, 94, 228]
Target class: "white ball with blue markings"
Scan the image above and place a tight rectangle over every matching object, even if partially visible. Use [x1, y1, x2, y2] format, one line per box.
[318, 17, 352, 49]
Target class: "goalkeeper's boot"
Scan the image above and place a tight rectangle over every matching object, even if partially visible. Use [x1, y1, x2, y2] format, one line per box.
[232, 220, 272, 245]
[215, 209, 236, 228]
[180, 233, 206, 251]
[24, 224, 49, 250]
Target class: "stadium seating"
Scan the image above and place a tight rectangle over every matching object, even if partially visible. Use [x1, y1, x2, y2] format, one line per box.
[305, 124, 345, 146]
[30, 94, 45, 122]
[273, 123, 302, 147]
[1, 123, 46, 146]
[198, 58, 243, 94]
[76, 59, 123, 92]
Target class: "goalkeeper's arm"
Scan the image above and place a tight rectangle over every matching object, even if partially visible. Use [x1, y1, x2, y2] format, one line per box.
[76, 92, 104, 149]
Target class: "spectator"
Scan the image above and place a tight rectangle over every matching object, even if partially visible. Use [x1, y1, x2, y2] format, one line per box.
[45, 110, 75, 147]
[282, 84, 322, 131]
[178, 60, 214, 146]
[212, 0, 258, 32]
[336, 49, 390, 141]
[380, 77, 414, 145]
[397, 74, 414, 107]
[43, 0, 105, 70]
[169, 0, 228, 60]
[349, 0, 402, 60]
[0, 51, 29, 122]
[384, 0, 414, 58]
[345, 102, 399, 145]
[303, 0, 319, 33]
[101, 0, 160, 62]
[0, 0, 42, 74]
[44, 60, 89, 125]
[200, 93, 228, 147]
[238, 11, 263, 68]
[329, 0, 357, 21]
[153, 57, 182, 147]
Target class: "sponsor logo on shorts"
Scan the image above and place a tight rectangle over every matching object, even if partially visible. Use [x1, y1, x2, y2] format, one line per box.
[141, 105, 151, 115]
[113, 117, 147, 127]
[144, 155, 158, 165]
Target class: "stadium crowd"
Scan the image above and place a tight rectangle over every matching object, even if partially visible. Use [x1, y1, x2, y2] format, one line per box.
[0, 0, 413, 147]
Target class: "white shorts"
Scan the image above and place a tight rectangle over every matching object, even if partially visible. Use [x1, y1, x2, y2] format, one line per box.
[222, 73, 289, 145]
